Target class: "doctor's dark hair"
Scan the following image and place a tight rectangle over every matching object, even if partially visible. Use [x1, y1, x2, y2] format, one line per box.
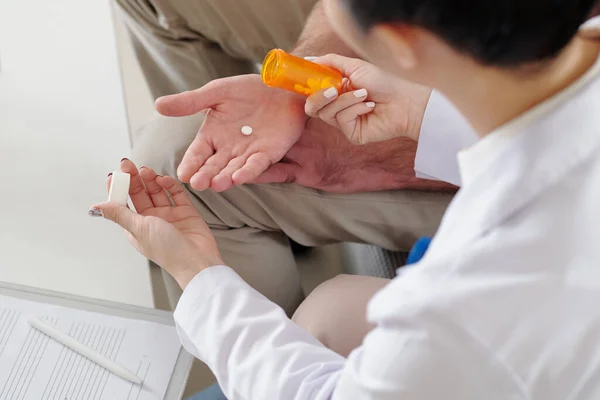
[343, 0, 600, 67]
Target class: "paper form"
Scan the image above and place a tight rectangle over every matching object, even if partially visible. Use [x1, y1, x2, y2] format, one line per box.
[0, 295, 182, 400]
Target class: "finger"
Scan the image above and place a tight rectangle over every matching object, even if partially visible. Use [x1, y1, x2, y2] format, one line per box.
[190, 152, 231, 191]
[139, 166, 172, 207]
[89, 202, 142, 235]
[304, 87, 339, 118]
[317, 89, 369, 126]
[177, 136, 214, 183]
[211, 156, 247, 192]
[118, 159, 154, 213]
[312, 54, 366, 79]
[155, 175, 193, 207]
[231, 153, 273, 185]
[154, 79, 225, 117]
[250, 162, 300, 185]
[336, 102, 376, 144]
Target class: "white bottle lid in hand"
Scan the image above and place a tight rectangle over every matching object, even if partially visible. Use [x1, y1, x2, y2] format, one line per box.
[108, 171, 130, 206]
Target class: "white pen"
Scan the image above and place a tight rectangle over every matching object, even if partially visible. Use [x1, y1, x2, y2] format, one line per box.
[28, 317, 142, 385]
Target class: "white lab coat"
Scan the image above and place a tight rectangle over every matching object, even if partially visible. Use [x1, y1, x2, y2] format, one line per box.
[415, 15, 600, 186]
[174, 57, 600, 399]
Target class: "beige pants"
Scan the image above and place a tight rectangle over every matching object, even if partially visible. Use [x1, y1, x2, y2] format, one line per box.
[116, 0, 453, 317]
[115, 0, 317, 98]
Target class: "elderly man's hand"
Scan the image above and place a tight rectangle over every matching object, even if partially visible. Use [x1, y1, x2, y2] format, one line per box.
[253, 118, 457, 193]
[156, 73, 456, 194]
[90, 160, 223, 289]
[155, 75, 308, 192]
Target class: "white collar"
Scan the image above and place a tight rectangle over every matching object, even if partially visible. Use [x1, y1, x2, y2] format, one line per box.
[458, 55, 600, 187]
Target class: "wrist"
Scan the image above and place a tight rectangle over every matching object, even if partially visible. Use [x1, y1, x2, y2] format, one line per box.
[337, 138, 421, 192]
[275, 88, 311, 124]
[406, 87, 433, 142]
[340, 137, 457, 193]
[173, 269, 203, 291]
[172, 257, 224, 290]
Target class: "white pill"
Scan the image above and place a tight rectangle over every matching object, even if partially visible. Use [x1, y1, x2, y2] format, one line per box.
[241, 125, 253, 136]
[108, 171, 131, 206]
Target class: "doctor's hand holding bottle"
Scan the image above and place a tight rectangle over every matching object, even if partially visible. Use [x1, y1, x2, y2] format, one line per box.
[304, 54, 432, 145]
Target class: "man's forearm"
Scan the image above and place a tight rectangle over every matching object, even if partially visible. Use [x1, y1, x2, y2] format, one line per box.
[292, 1, 357, 57]
[343, 137, 458, 193]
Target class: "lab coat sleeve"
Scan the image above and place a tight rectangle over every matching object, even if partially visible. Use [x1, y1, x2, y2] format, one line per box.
[415, 90, 478, 186]
[174, 266, 346, 400]
[174, 266, 521, 400]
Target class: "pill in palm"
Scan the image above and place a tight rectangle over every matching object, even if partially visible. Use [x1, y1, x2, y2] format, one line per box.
[241, 126, 253, 136]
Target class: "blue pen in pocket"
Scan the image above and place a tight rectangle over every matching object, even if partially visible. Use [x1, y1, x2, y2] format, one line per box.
[407, 237, 432, 265]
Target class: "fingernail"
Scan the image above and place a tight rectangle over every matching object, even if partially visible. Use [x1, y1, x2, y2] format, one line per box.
[88, 208, 104, 218]
[365, 102, 376, 108]
[120, 158, 129, 162]
[324, 87, 338, 99]
[581, 17, 600, 31]
[139, 165, 147, 170]
[107, 172, 113, 177]
[354, 89, 368, 98]
[304, 56, 318, 61]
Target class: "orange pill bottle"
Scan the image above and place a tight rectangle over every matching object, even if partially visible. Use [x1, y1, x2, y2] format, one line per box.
[261, 49, 344, 96]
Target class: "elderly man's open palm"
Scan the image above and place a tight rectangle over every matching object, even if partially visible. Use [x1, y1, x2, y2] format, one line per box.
[155, 74, 308, 192]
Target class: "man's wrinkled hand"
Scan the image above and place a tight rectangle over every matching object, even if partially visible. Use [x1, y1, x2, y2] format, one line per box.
[155, 75, 308, 192]
[253, 119, 458, 193]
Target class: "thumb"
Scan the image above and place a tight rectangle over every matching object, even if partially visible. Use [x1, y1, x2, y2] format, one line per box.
[89, 202, 142, 234]
[155, 80, 223, 117]
[312, 54, 366, 79]
[251, 163, 300, 184]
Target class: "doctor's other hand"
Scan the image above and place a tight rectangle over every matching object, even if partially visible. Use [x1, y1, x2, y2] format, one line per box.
[90, 160, 223, 289]
[304, 54, 432, 145]
[155, 74, 307, 193]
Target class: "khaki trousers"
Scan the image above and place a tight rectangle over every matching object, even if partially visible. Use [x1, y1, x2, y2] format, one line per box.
[115, 0, 453, 316]
[115, 0, 317, 98]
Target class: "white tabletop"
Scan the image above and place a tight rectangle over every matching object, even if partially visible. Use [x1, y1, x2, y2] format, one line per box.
[0, 0, 153, 307]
